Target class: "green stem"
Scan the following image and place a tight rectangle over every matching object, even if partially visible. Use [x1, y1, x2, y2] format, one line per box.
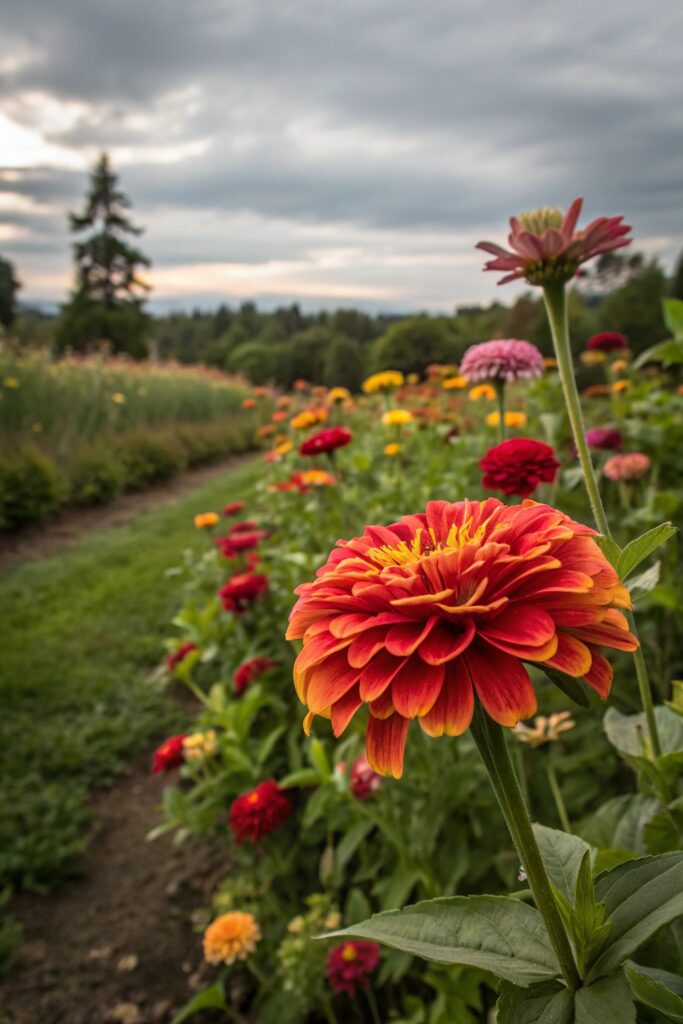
[365, 985, 383, 1024]
[470, 703, 581, 991]
[542, 282, 661, 759]
[494, 378, 507, 442]
[545, 760, 572, 834]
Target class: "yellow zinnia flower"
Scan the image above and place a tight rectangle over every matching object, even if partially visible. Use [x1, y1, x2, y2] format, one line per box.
[382, 408, 413, 426]
[203, 912, 261, 965]
[486, 411, 527, 429]
[612, 380, 630, 393]
[327, 387, 352, 404]
[469, 384, 496, 401]
[442, 375, 468, 390]
[362, 370, 404, 394]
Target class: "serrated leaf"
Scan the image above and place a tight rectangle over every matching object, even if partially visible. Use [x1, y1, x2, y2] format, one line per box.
[575, 974, 636, 1023]
[625, 961, 683, 1021]
[532, 825, 592, 902]
[497, 981, 573, 1023]
[589, 852, 683, 980]
[324, 895, 560, 986]
[617, 523, 677, 580]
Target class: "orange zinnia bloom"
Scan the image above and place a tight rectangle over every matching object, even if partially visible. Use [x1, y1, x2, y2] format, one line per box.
[287, 499, 636, 778]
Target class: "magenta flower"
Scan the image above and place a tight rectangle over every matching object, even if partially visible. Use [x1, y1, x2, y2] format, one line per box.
[461, 339, 543, 383]
[477, 199, 631, 286]
[585, 427, 623, 451]
[587, 332, 628, 353]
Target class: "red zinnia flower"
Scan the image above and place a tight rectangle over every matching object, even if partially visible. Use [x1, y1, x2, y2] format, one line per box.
[219, 572, 268, 613]
[216, 530, 268, 558]
[166, 641, 198, 672]
[152, 734, 186, 774]
[229, 780, 292, 843]
[229, 519, 259, 533]
[350, 754, 382, 800]
[585, 427, 623, 451]
[299, 427, 352, 457]
[326, 941, 381, 995]
[234, 656, 277, 695]
[287, 499, 636, 778]
[223, 501, 246, 517]
[480, 438, 560, 498]
[587, 332, 628, 353]
[477, 199, 631, 286]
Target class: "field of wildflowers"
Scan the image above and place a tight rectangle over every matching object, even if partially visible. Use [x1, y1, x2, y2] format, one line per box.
[152, 207, 683, 1022]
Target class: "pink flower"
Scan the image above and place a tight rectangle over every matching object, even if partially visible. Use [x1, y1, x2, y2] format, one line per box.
[477, 199, 632, 286]
[587, 332, 628, 353]
[350, 755, 383, 800]
[327, 941, 380, 995]
[603, 453, 651, 482]
[223, 501, 246, 517]
[585, 427, 623, 451]
[460, 339, 543, 383]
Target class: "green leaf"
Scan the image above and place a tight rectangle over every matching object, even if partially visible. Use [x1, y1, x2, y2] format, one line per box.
[627, 560, 661, 595]
[531, 825, 592, 902]
[575, 974, 636, 1023]
[594, 535, 622, 571]
[617, 523, 677, 581]
[334, 819, 374, 883]
[604, 706, 683, 760]
[308, 737, 331, 779]
[625, 961, 683, 1021]
[324, 895, 560, 986]
[497, 981, 573, 1023]
[589, 852, 683, 980]
[538, 667, 590, 709]
[644, 797, 683, 855]
[171, 983, 226, 1024]
[633, 337, 683, 369]
[579, 793, 660, 854]
[279, 767, 321, 789]
[663, 297, 683, 338]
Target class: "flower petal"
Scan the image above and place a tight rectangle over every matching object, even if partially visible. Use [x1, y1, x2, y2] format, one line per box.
[543, 631, 592, 677]
[418, 619, 475, 665]
[390, 657, 445, 718]
[584, 648, 613, 698]
[331, 683, 363, 736]
[419, 658, 474, 737]
[465, 644, 537, 726]
[360, 650, 405, 701]
[366, 713, 410, 778]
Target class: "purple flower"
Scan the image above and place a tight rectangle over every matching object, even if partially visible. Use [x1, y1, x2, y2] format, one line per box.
[460, 339, 544, 383]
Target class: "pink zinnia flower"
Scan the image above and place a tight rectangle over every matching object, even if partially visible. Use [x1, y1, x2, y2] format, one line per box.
[350, 755, 383, 800]
[477, 199, 632, 286]
[603, 453, 651, 482]
[587, 332, 628, 353]
[460, 339, 543, 383]
[585, 427, 623, 451]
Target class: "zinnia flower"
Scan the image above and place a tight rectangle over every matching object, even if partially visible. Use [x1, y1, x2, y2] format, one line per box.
[612, 380, 630, 394]
[350, 755, 383, 800]
[166, 641, 197, 672]
[203, 912, 261, 965]
[382, 409, 413, 426]
[194, 512, 220, 528]
[300, 427, 352, 456]
[461, 340, 544, 384]
[486, 411, 526, 429]
[477, 199, 632, 286]
[287, 499, 636, 778]
[480, 439, 560, 498]
[229, 519, 258, 533]
[582, 385, 611, 399]
[326, 941, 381, 995]
[183, 730, 217, 759]
[242, 398, 256, 409]
[152, 734, 186, 773]
[294, 469, 337, 488]
[603, 453, 651, 482]
[585, 427, 623, 451]
[216, 530, 268, 558]
[384, 443, 402, 457]
[224, 501, 246, 517]
[513, 711, 575, 748]
[327, 387, 352, 404]
[219, 572, 268, 613]
[229, 780, 292, 843]
[442, 375, 468, 389]
[234, 656, 277, 695]
[291, 408, 328, 430]
[587, 332, 628, 353]
[362, 371, 404, 394]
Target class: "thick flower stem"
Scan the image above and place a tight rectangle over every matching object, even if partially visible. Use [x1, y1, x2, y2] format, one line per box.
[495, 379, 507, 442]
[470, 703, 582, 992]
[542, 282, 662, 760]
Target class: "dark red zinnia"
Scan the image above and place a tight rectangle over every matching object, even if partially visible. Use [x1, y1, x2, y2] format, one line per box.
[479, 438, 560, 498]
[216, 530, 268, 558]
[299, 427, 352, 457]
[152, 734, 186, 774]
[229, 780, 292, 843]
[587, 332, 628, 353]
[326, 941, 381, 995]
[234, 657, 277, 695]
[229, 519, 259, 533]
[166, 642, 197, 672]
[223, 501, 246, 517]
[585, 427, 623, 451]
[218, 572, 269, 613]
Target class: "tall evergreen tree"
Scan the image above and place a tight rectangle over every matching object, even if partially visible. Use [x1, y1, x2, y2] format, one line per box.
[0, 256, 20, 329]
[56, 154, 151, 357]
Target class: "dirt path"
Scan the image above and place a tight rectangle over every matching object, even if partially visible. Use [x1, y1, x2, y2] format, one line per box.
[1, 758, 228, 1024]
[0, 453, 253, 572]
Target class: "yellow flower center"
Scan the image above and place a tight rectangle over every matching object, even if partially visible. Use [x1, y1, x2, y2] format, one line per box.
[518, 207, 563, 233]
[366, 520, 489, 569]
[247, 792, 261, 805]
[341, 943, 358, 962]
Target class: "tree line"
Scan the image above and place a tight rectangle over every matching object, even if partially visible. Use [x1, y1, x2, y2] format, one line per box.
[2, 153, 682, 389]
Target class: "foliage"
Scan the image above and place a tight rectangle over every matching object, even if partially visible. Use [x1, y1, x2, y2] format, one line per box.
[0, 256, 20, 329]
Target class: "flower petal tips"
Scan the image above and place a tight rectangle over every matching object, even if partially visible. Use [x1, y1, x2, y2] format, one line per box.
[287, 499, 637, 778]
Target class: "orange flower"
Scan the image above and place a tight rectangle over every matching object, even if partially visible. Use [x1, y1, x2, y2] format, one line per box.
[612, 380, 630, 394]
[469, 384, 496, 401]
[194, 512, 219, 528]
[486, 411, 527, 429]
[287, 499, 636, 778]
[384, 443, 402, 457]
[442, 375, 468, 390]
[291, 407, 328, 430]
[242, 398, 256, 409]
[203, 911, 261, 965]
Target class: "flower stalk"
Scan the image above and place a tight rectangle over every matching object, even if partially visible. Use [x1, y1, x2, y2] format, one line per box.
[542, 282, 661, 759]
[494, 379, 507, 442]
[470, 702, 581, 991]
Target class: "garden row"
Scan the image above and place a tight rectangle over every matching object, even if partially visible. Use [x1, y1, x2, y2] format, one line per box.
[0, 348, 267, 528]
[154, 326, 683, 1022]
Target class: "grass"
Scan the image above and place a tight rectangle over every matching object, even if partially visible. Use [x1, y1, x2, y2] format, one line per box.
[0, 457, 262, 891]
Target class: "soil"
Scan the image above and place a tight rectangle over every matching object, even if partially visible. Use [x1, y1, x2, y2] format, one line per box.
[0, 757, 229, 1024]
[0, 454, 252, 572]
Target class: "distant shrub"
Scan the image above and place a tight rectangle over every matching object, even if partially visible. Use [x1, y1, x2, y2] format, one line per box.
[0, 447, 62, 529]
[117, 432, 187, 490]
[371, 316, 459, 375]
[68, 449, 126, 506]
[228, 342, 278, 385]
[322, 334, 366, 391]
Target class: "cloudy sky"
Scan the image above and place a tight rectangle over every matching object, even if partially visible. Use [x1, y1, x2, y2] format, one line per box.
[1, 0, 682, 313]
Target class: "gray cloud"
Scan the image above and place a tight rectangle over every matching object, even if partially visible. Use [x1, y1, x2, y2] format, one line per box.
[0, 0, 682, 309]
